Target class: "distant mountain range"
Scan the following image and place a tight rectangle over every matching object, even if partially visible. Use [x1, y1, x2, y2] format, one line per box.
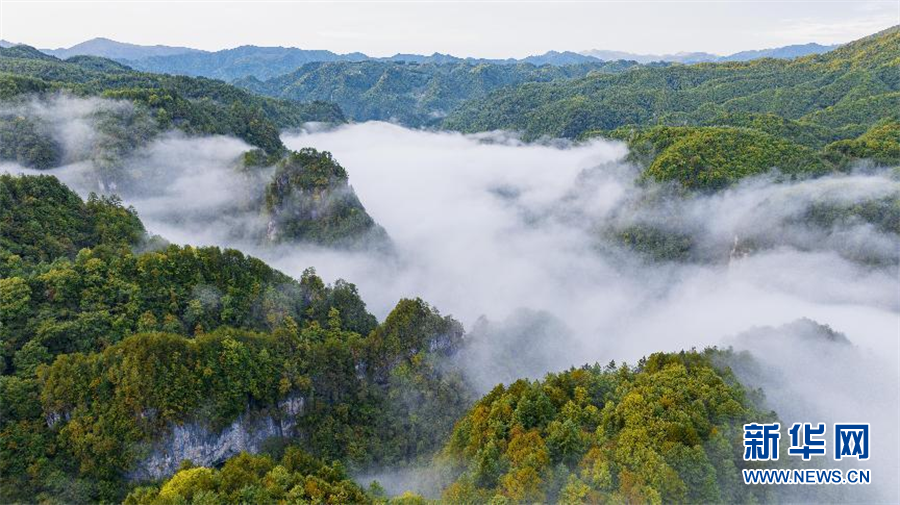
[717, 43, 839, 62]
[42, 37, 203, 60]
[124, 48, 622, 81]
[3, 37, 838, 81]
[123, 45, 370, 81]
[581, 43, 837, 64]
[580, 49, 720, 64]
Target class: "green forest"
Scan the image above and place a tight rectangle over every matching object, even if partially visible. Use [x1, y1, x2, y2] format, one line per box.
[235, 60, 638, 127]
[0, 173, 815, 504]
[0, 20, 897, 505]
[445, 27, 899, 140]
[262, 148, 390, 249]
[0, 45, 344, 157]
[439, 352, 774, 505]
[1, 173, 469, 503]
[445, 26, 900, 189]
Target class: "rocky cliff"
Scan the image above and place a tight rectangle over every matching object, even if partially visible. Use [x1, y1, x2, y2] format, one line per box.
[128, 395, 304, 481]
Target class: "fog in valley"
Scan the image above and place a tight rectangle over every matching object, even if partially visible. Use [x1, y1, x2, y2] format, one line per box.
[2, 97, 898, 501]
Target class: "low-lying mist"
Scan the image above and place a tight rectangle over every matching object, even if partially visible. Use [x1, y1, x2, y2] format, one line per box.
[2, 98, 897, 502]
[276, 123, 896, 361]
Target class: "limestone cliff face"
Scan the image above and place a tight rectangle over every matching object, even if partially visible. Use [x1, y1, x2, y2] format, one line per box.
[128, 395, 304, 481]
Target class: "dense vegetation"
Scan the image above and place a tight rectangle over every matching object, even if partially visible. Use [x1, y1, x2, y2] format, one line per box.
[446, 27, 899, 139]
[48, 37, 834, 81]
[0, 174, 145, 264]
[0, 171, 804, 504]
[612, 126, 833, 190]
[124, 448, 372, 505]
[235, 60, 637, 126]
[0, 174, 467, 503]
[439, 351, 776, 504]
[263, 148, 390, 249]
[0, 114, 62, 169]
[2, 25, 895, 505]
[0, 45, 344, 155]
[133, 350, 792, 505]
[823, 120, 900, 166]
[445, 26, 900, 186]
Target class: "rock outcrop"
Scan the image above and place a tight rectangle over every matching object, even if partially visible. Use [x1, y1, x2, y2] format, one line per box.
[263, 148, 391, 250]
[128, 395, 304, 481]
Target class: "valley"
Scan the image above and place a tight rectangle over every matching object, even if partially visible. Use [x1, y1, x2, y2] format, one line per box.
[0, 9, 898, 505]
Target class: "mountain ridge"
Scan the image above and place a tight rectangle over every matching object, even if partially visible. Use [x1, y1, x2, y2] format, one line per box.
[42, 36, 201, 60]
[581, 42, 838, 64]
[17, 37, 840, 81]
[443, 25, 900, 143]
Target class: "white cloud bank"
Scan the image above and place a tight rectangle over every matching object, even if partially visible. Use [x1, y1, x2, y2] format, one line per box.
[3, 108, 898, 501]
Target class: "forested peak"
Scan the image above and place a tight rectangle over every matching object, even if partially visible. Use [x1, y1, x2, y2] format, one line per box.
[264, 147, 352, 215]
[65, 54, 133, 73]
[370, 298, 464, 363]
[441, 349, 771, 504]
[800, 24, 900, 69]
[263, 148, 390, 249]
[0, 174, 146, 265]
[272, 148, 349, 189]
[0, 45, 59, 62]
[617, 126, 832, 190]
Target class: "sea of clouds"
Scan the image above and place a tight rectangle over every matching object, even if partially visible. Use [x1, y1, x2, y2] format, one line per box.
[2, 98, 897, 501]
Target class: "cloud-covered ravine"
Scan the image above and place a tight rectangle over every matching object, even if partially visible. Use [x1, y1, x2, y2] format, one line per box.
[2, 105, 898, 502]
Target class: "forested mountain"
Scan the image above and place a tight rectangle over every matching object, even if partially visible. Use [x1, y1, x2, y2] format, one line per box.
[0, 173, 469, 503]
[440, 351, 776, 504]
[0, 44, 389, 250]
[121, 45, 834, 82]
[41, 37, 837, 83]
[445, 26, 900, 189]
[45, 41, 621, 82]
[41, 41, 612, 82]
[124, 45, 370, 81]
[261, 148, 391, 249]
[235, 60, 638, 126]
[132, 348, 843, 505]
[0, 169, 884, 504]
[1, 21, 896, 505]
[445, 26, 898, 139]
[0, 45, 344, 155]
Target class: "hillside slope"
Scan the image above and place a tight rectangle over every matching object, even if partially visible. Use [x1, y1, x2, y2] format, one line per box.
[237, 60, 637, 126]
[0, 45, 344, 154]
[445, 26, 900, 143]
[0, 174, 466, 504]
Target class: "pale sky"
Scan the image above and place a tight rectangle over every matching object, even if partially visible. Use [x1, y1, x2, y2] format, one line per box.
[1, 0, 898, 58]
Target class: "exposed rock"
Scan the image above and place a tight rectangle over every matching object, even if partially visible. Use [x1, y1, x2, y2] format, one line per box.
[45, 410, 70, 428]
[263, 148, 391, 250]
[128, 395, 304, 481]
